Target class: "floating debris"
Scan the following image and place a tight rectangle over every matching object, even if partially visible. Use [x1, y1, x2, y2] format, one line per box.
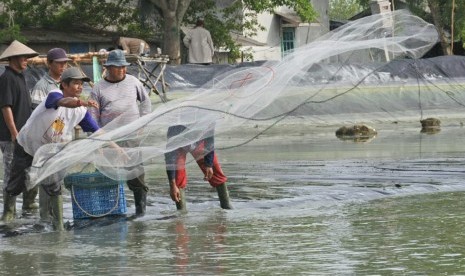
[335, 124, 377, 142]
[420, 117, 441, 134]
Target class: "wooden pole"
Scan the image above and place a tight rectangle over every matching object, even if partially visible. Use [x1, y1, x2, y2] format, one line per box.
[451, 0, 455, 53]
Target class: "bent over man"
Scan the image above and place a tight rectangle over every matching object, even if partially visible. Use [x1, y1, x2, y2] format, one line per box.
[165, 124, 232, 211]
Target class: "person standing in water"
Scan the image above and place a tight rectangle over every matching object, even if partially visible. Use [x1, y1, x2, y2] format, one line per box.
[0, 40, 39, 219]
[165, 124, 232, 211]
[30, 47, 71, 221]
[89, 49, 152, 217]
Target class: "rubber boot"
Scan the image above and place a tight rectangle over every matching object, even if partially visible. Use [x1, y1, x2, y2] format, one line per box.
[216, 183, 233, 209]
[1, 192, 16, 222]
[49, 195, 64, 231]
[176, 188, 186, 211]
[22, 186, 39, 211]
[133, 189, 147, 217]
[39, 186, 51, 222]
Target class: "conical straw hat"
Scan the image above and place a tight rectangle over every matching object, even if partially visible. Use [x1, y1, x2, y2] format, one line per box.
[0, 40, 38, 61]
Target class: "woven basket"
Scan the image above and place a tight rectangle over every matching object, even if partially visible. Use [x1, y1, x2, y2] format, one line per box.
[64, 172, 127, 219]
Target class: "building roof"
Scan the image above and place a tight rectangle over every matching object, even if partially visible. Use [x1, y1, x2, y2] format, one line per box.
[274, 10, 302, 27]
[21, 28, 112, 43]
[230, 33, 266, 47]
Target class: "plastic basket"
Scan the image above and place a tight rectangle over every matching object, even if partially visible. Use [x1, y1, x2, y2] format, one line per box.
[64, 172, 127, 219]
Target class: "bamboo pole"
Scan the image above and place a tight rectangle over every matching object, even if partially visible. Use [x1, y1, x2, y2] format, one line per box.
[451, 0, 455, 53]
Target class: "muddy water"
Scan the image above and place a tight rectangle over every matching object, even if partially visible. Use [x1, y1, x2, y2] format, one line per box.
[1, 121, 465, 274]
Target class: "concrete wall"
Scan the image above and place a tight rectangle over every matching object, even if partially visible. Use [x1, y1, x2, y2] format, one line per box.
[241, 0, 330, 62]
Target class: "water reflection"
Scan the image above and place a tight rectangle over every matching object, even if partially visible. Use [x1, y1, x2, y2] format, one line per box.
[171, 220, 190, 274]
[346, 192, 465, 274]
[1, 123, 465, 274]
[164, 214, 229, 275]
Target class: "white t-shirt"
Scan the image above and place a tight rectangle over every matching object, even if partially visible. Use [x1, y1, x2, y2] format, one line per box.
[18, 89, 88, 155]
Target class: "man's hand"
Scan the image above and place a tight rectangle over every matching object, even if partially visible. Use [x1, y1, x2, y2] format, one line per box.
[106, 141, 130, 164]
[204, 167, 213, 181]
[83, 99, 99, 108]
[115, 147, 130, 163]
[170, 180, 181, 202]
[10, 131, 18, 142]
[2, 106, 18, 142]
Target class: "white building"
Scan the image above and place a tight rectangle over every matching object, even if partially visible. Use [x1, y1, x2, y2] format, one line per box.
[236, 1, 330, 62]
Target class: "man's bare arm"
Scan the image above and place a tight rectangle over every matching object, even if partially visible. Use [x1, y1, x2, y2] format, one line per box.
[1, 106, 18, 141]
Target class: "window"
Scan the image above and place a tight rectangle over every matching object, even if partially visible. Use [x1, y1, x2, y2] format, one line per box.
[281, 27, 295, 57]
[69, 43, 89, 54]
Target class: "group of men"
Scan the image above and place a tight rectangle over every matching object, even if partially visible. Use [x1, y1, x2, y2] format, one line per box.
[0, 30, 228, 231]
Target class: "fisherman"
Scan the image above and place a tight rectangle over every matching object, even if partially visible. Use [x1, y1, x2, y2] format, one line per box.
[164, 124, 232, 211]
[89, 49, 152, 217]
[2, 67, 101, 229]
[0, 40, 39, 219]
[31, 48, 71, 109]
[30, 48, 71, 222]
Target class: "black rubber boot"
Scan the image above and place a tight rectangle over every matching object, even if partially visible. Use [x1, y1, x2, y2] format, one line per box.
[133, 189, 147, 217]
[176, 188, 186, 211]
[216, 183, 233, 209]
[49, 195, 64, 231]
[2, 192, 17, 222]
[39, 185, 51, 222]
[22, 186, 39, 211]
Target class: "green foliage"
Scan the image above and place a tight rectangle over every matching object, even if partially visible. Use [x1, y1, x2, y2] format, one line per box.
[358, 0, 369, 8]
[0, 0, 319, 62]
[404, 0, 432, 22]
[0, 0, 155, 41]
[0, 25, 27, 44]
[329, 0, 363, 20]
[183, 0, 252, 61]
[446, 0, 465, 43]
[404, 0, 465, 45]
[351, 0, 465, 49]
[293, 0, 319, 22]
[242, 0, 318, 22]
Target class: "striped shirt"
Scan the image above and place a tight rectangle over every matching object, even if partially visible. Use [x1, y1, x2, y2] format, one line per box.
[89, 74, 151, 128]
[30, 73, 60, 109]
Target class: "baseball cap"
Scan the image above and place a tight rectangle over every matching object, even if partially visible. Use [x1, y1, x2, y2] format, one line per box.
[61, 67, 90, 82]
[47, 48, 71, 62]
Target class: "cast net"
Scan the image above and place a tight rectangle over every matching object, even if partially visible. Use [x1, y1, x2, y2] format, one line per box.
[27, 10, 465, 187]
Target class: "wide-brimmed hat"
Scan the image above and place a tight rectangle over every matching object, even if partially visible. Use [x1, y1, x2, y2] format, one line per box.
[103, 49, 130, 67]
[47, 48, 71, 62]
[61, 67, 90, 82]
[0, 40, 39, 61]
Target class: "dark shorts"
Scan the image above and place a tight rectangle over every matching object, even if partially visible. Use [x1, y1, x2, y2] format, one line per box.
[5, 142, 62, 196]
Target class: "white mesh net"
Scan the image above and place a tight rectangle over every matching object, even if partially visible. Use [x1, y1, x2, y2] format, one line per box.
[28, 10, 459, 188]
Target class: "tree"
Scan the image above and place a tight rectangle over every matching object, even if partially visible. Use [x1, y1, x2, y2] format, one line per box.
[142, 0, 318, 64]
[144, 0, 192, 64]
[403, 0, 460, 55]
[329, 0, 363, 20]
[0, 0, 153, 43]
[0, 0, 318, 63]
[402, 0, 465, 55]
[358, 0, 465, 55]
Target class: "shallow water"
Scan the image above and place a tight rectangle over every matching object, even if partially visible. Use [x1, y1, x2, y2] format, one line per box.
[2, 121, 465, 275]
